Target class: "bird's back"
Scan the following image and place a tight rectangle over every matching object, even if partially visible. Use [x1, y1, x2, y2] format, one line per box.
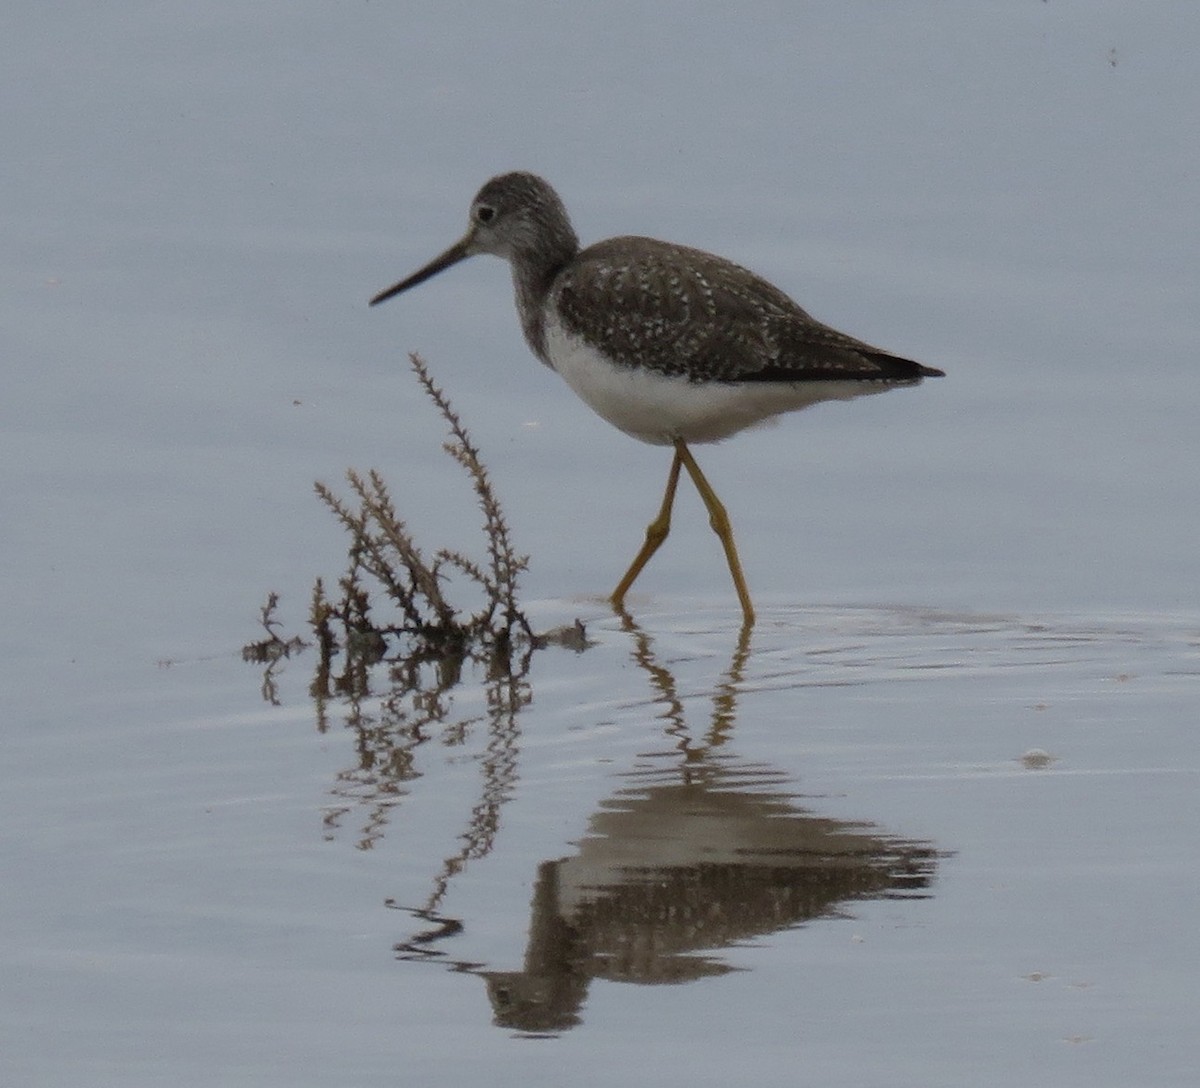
[550, 235, 942, 385]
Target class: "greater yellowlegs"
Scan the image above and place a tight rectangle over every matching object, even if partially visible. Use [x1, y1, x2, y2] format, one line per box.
[371, 172, 943, 624]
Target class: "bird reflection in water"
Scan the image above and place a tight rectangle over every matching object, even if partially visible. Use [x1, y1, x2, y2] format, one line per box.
[301, 604, 942, 1033]
[472, 614, 939, 1033]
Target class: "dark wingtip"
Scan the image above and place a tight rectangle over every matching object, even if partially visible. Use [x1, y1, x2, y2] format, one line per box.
[861, 351, 944, 381]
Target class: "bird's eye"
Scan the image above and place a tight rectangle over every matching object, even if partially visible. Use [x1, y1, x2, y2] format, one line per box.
[475, 204, 496, 224]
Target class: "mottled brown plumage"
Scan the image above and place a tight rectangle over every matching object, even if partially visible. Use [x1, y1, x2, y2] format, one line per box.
[552, 234, 941, 384]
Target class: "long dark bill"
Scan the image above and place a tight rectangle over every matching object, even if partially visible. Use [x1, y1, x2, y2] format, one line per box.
[369, 236, 472, 306]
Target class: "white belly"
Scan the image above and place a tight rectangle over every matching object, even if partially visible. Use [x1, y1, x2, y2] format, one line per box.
[542, 312, 891, 446]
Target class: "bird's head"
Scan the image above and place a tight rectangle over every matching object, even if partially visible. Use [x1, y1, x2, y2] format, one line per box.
[370, 172, 578, 307]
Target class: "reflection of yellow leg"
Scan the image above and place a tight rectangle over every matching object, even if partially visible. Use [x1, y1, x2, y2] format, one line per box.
[611, 445, 684, 608]
[676, 441, 755, 626]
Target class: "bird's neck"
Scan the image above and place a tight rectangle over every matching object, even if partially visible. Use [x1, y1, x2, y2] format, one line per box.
[510, 234, 577, 366]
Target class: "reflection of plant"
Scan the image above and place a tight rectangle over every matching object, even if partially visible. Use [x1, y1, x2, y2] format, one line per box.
[240, 352, 590, 955]
[240, 592, 306, 705]
[320, 646, 529, 854]
[241, 353, 584, 859]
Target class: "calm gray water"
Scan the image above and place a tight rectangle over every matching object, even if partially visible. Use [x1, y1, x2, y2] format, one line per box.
[4, 4, 1198, 1085]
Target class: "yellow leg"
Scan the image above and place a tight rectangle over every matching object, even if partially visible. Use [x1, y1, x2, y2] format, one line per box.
[676, 441, 756, 625]
[611, 445, 684, 608]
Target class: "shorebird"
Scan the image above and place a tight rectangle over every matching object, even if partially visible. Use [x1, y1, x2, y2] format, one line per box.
[370, 172, 943, 624]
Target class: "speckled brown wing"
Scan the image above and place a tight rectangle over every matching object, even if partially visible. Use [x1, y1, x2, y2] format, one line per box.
[551, 236, 939, 385]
